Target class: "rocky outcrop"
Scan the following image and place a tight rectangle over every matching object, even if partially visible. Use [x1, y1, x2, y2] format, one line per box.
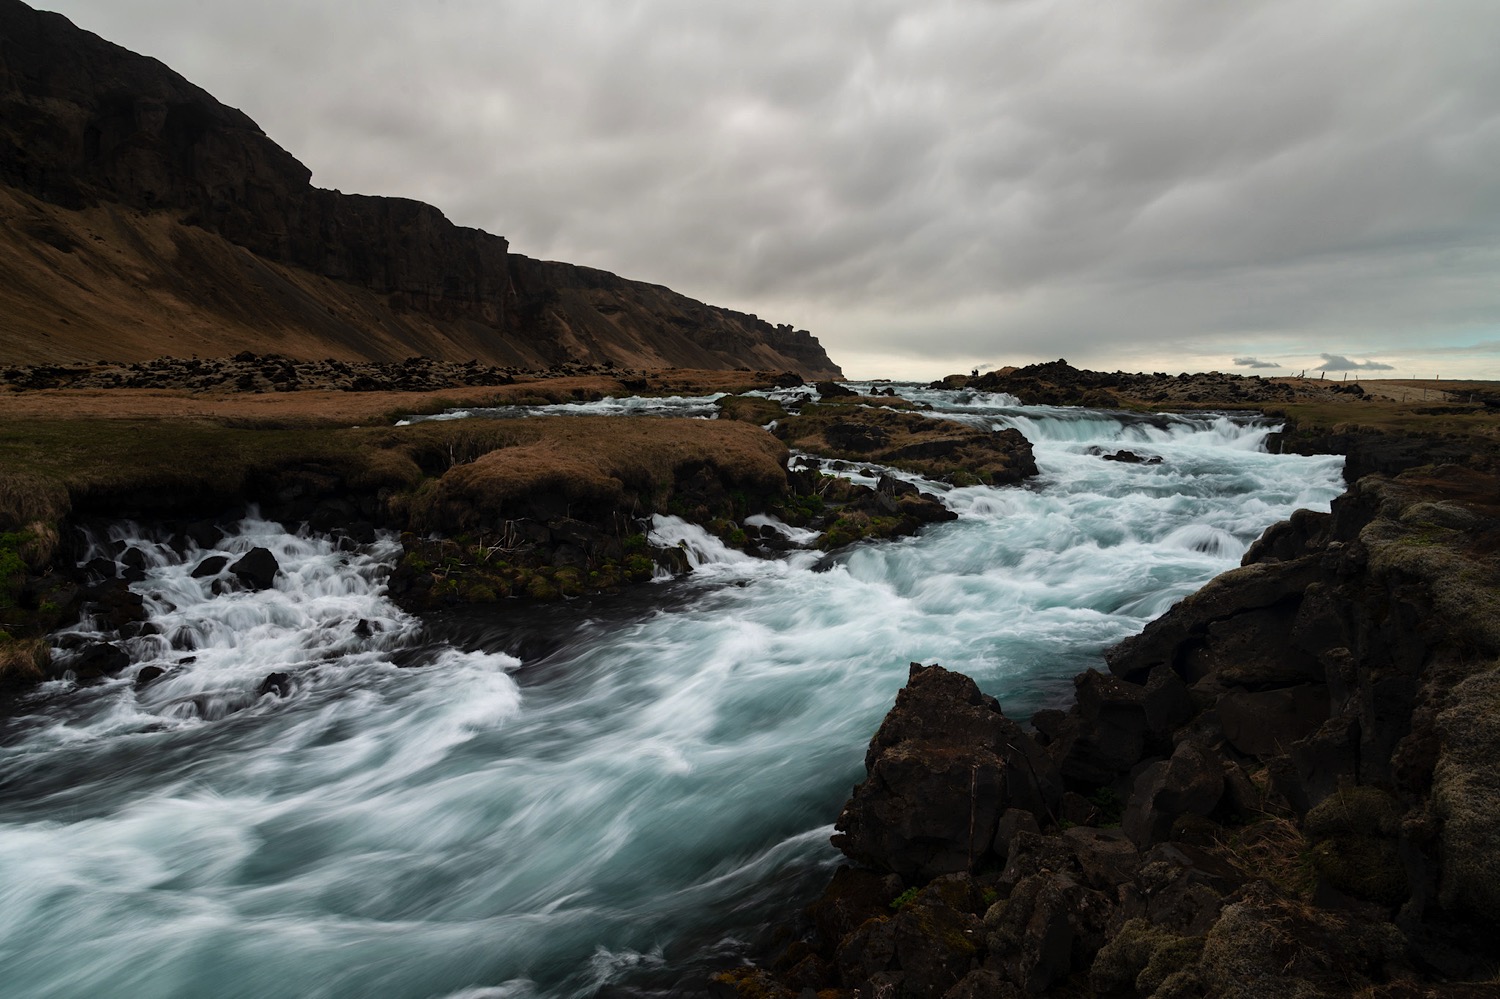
[939, 359, 1379, 410]
[0, 0, 840, 376]
[773, 400, 1038, 487]
[722, 464, 1500, 996]
[830, 664, 1057, 882]
[1269, 424, 1500, 482]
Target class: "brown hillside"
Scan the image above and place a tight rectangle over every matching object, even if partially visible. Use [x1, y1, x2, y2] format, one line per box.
[0, 0, 840, 376]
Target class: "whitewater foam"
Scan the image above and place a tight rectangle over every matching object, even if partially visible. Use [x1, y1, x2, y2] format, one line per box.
[0, 390, 1346, 999]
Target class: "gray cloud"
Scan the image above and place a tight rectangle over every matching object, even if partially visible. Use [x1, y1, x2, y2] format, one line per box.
[1233, 358, 1281, 369]
[1317, 354, 1395, 371]
[40, 0, 1500, 377]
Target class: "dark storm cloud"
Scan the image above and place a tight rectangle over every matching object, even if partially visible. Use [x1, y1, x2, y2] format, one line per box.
[1233, 358, 1281, 369]
[1317, 354, 1395, 371]
[41, 0, 1500, 375]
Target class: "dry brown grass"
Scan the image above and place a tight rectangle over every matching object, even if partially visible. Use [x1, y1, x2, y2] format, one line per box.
[0, 186, 836, 377]
[0, 414, 788, 530]
[1263, 398, 1500, 441]
[406, 416, 789, 530]
[0, 369, 787, 425]
[1215, 816, 1316, 900]
[716, 394, 788, 425]
[1361, 378, 1495, 402]
[0, 636, 49, 689]
[0, 419, 415, 527]
[0, 470, 71, 530]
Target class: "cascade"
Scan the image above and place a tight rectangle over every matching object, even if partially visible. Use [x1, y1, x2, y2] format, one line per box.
[0, 389, 1345, 998]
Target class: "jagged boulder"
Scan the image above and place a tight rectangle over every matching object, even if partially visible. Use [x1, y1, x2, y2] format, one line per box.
[230, 547, 280, 590]
[983, 870, 1113, 993]
[69, 641, 128, 680]
[832, 663, 1056, 880]
[1122, 740, 1225, 849]
[1105, 556, 1327, 684]
[191, 555, 229, 578]
[1052, 669, 1152, 783]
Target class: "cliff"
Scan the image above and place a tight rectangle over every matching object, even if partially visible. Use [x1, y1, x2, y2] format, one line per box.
[0, 0, 840, 376]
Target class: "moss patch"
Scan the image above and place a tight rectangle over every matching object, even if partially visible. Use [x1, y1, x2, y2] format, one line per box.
[1304, 789, 1408, 906]
[1431, 665, 1500, 922]
[1090, 918, 1202, 996]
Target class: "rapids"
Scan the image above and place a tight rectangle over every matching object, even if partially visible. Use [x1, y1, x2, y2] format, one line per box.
[0, 387, 1345, 998]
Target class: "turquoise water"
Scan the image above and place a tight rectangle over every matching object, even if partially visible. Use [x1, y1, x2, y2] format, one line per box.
[0, 390, 1344, 997]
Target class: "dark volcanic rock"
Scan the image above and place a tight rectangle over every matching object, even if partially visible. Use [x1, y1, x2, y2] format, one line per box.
[950, 358, 1370, 413]
[1218, 684, 1330, 757]
[777, 406, 1038, 487]
[134, 664, 165, 687]
[1121, 740, 1224, 849]
[985, 870, 1113, 993]
[1055, 669, 1152, 783]
[71, 641, 128, 679]
[190, 555, 229, 578]
[831, 663, 1056, 880]
[257, 671, 292, 698]
[823, 420, 890, 453]
[229, 547, 279, 590]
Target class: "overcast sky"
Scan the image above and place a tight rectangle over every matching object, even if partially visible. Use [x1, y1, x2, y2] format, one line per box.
[42, 0, 1500, 379]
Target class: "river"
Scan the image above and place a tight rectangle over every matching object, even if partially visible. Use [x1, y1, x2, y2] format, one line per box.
[0, 386, 1345, 998]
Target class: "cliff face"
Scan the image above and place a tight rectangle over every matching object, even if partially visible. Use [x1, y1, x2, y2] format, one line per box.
[0, 0, 840, 376]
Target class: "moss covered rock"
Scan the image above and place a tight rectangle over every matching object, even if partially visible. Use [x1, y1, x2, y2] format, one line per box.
[1303, 787, 1410, 907]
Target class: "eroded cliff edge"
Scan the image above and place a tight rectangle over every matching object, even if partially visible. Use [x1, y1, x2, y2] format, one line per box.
[0, 0, 839, 376]
[722, 466, 1500, 997]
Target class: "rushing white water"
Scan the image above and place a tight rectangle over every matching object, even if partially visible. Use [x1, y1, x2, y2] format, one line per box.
[0, 388, 1346, 998]
[398, 393, 729, 425]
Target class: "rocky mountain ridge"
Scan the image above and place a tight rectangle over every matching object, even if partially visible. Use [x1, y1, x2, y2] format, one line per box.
[0, 0, 839, 376]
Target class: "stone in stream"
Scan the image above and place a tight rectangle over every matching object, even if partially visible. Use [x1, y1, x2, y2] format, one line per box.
[257, 672, 292, 698]
[83, 555, 117, 581]
[71, 642, 129, 680]
[134, 665, 166, 687]
[118, 546, 149, 582]
[93, 581, 147, 630]
[191, 555, 230, 578]
[230, 547, 280, 590]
